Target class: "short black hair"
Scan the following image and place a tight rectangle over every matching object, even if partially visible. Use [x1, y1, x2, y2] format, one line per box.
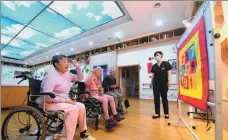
[154, 51, 163, 58]
[52, 55, 67, 68]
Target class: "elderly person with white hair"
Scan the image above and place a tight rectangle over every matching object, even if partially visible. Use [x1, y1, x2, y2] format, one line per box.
[85, 67, 125, 127]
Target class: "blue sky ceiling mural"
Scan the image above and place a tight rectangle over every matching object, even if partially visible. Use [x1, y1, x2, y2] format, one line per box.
[1, 1, 124, 60]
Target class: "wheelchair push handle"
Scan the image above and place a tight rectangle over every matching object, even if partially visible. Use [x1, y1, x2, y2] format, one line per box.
[16, 75, 24, 78]
[15, 71, 32, 85]
[16, 75, 27, 84]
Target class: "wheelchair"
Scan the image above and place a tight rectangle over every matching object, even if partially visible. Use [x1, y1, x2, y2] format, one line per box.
[69, 82, 115, 130]
[1, 72, 65, 140]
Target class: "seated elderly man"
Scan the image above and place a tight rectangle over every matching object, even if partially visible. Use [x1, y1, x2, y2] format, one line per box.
[103, 69, 124, 114]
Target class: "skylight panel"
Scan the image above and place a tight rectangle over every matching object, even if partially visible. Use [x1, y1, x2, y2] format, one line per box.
[1, 1, 46, 24]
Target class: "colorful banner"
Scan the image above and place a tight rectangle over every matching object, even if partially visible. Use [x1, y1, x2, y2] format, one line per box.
[178, 17, 209, 111]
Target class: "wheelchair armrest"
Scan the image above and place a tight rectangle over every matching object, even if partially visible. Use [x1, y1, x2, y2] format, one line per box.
[29, 92, 56, 98]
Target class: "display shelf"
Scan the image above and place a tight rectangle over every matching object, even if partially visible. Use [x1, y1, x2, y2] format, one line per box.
[139, 36, 149, 44]
[116, 36, 180, 52]
[149, 34, 160, 42]
[174, 28, 186, 36]
[32, 27, 185, 67]
[116, 43, 123, 49]
[160, 30, 174, 40]
[122, 41, 130, 48]
[130, 39, 139, 46]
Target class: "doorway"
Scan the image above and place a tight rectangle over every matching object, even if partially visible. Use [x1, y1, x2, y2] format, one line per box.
[119, 65, 140, 98]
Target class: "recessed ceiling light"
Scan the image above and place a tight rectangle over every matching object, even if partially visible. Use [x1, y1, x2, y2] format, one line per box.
[89, 41, 93, 46]
[70, 48, 74, 51]
[56, 52, 59, 55]
[114, 31, 123, 38]
[46, 55, 49, 58]
[156, 20, 163, 26]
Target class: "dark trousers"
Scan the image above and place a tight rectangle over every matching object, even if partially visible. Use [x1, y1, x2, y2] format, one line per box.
[153, 85, 169, 115]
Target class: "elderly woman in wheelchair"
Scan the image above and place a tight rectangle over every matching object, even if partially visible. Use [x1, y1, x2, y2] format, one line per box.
[41, 55, 96, 140]
[85, 67, 125, 128]
[1, 55, 95, 140]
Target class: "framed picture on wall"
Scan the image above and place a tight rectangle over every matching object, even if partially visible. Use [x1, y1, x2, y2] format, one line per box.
[168, 59, 177, 74]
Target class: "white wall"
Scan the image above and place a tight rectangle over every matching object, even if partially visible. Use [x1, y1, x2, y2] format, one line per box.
[33, 62, 91, 82]
[33, 64, 54, 80]
[117, 41, 178, 100]
[1, 65, 30, 86]
[90, 51, 117, 71]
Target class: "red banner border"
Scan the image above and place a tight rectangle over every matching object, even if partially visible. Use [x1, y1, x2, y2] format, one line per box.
[177, 17, 209, 111]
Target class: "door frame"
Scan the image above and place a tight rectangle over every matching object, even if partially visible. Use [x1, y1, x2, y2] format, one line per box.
[117, 64, 140, 98]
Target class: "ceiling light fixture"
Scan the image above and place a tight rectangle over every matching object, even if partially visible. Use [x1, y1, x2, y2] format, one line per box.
[156, 20, 163, 26]
[70, 48, 74, 51]
[89, 41, 93, 46]
[114, 31, 123, 39]
[56, 52, 59, 55]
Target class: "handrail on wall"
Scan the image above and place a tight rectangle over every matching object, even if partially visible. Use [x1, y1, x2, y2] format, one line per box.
[142, 83, 177, 86]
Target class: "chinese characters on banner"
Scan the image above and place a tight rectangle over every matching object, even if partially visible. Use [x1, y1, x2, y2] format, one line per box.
[178, 17, 209, 111]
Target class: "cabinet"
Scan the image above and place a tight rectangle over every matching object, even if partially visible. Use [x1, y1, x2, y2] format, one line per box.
[1, 86, 28, 108]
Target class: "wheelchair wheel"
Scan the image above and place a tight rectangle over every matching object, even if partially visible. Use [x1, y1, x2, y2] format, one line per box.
[1, 106, 46, 140]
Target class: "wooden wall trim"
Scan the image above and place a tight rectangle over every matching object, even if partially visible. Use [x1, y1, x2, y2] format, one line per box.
[116, 36, 180, 53]
[107, 28, 184, 47]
